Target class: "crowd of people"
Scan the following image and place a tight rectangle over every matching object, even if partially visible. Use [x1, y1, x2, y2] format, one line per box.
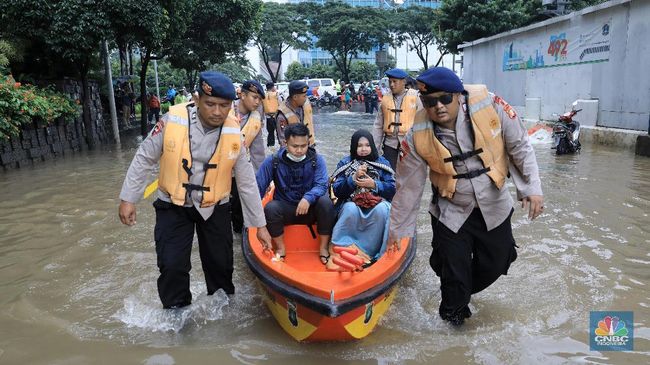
[118, 67, 544, 327]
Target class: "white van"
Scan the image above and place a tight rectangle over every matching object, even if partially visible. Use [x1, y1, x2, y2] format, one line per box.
[306, 78, 336, 97]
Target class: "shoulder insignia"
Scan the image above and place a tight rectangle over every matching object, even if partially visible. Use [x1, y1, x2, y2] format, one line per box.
[151, 120, 165, 137]
[399, 139, 411, 161]
[493, 95, 517, 119]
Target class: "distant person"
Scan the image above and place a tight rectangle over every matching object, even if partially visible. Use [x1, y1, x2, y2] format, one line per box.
[166, 85, 177, 105]
[262, 81, 280, 147]
[276, 80, 316, 147]
[327, 129, 395, 270]
[256, 123, 334, 262]
[372, 68, 422, 169]
[147, 92, 161, 124]
[388, 67, 543, 326]
[118, 71, 272, 309]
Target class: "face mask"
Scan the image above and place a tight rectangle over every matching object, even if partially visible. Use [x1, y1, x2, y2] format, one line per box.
[286, 152, 306, 162]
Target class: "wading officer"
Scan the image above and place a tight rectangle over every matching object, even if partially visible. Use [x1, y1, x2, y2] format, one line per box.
[372, 68, 422, 169]
[276, 80, 316, 147]
[118, 71, 272, 309]
[388, 67, 543, 326]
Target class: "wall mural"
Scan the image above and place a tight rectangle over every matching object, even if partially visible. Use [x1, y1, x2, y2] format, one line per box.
[502, 18, 611, 71]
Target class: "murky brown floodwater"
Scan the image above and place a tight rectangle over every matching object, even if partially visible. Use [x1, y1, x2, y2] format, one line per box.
[1, 106, 648, 364]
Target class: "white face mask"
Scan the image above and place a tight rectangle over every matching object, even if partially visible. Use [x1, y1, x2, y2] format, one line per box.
[286, 152, 306, 162]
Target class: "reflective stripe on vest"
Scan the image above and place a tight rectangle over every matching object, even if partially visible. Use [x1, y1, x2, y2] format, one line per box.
[381, 89, 419, 135]
[262, 91, 279, 114]
[278, 101, 315, 145]
[412, 85, 508, 199]
[159, 102, 241, 207]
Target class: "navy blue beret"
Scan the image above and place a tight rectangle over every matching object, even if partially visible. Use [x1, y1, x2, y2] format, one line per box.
[198, 71, 236, 100]
[385, 68, 408, 79]
[242, 80, 265, 99]
[289, 80, 308, 95]
[416, 67, 464, 94]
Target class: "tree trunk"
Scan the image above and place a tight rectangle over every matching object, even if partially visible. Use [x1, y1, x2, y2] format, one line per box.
[79, 61, 97, 149]
[139, 50, 151, 137]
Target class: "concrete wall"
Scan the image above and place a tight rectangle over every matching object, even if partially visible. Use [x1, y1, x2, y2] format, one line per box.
[460, 0, 649, 131]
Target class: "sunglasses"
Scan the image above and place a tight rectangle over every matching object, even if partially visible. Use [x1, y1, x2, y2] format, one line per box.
[420, 93, 454, 108]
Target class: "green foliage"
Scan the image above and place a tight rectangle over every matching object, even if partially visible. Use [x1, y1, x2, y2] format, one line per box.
[309, 2, 392, 83]
[285, 62, 308, 81]
[348, 61, 378, 82]
[212, 59, 256, 83]
[0, 75, 79, 139]
[253, 2, 310, 82]
[394, 6, 442, 70]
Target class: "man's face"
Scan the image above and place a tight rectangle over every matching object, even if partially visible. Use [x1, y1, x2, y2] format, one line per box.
[240, 91, 262, 112]
[196, 94, 232, 128]
[421, 92, 460, 125]
[290, 93, 307, 107]
[389, 78, 406, 95]
[286, 135, 309, 157]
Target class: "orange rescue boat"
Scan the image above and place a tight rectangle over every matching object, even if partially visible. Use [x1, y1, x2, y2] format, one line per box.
[242, 190, 415, 342]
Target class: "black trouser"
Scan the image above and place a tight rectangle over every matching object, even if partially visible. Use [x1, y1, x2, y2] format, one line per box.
[264, 196, 335, 237]
[266, 115, 276, 147]
[382, 144, 399, 170]
[364, 98, 371, 113]
[148, 108, 160, 123]
[153, 199, 234, 308]
[429, 209, 517, 320]
[230, 177, 243, 233]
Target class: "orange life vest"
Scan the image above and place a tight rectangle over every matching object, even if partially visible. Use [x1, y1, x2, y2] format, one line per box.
[412, 85, 508, 199]
[381, 89, 419, 135]
[262, 91, 279, 114]
[278, 100, 315, 145]
[158, 102, 241, 207]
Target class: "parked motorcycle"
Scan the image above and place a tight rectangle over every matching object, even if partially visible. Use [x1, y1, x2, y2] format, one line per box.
[552, 105, 582, 155]
[318, 91, 341, 109]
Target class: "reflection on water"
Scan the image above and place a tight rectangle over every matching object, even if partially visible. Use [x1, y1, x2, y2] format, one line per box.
[0, 106, 648, 364]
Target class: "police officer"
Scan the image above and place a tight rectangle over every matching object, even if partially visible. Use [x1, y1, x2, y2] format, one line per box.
[276, 80, 316, 147]
[372, 68, 422, 170]
[118, 71, 272, 309]
[388, 67, 544, 326]
[230, 80, 266, 233]
[262, 81, 280, 147]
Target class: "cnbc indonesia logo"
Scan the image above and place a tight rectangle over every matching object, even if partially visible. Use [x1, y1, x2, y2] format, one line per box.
[590, 311, 633, 351]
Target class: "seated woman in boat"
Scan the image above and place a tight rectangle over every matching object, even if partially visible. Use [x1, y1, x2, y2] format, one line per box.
[326, 129, 395, 270]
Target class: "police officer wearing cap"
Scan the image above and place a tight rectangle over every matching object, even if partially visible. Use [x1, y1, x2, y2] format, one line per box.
[262, 81, 280, 147]
[372, 68, 422, 170]
[388, 67, 544, 326]
[230, 80, 266, 233]
[276, 80, 316, 147]
[118, 71, 272, 309]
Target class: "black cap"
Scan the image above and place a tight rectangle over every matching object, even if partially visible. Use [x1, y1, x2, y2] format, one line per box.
[242, 80, 265, 99]
[288, 80, 309, 96]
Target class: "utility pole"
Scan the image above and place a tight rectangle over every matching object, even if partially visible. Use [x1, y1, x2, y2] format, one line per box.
[153, 58, 160, 101]
[103, 40, 120, 145]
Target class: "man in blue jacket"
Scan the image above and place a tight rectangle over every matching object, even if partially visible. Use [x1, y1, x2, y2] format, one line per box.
[256, 123, 335, 262]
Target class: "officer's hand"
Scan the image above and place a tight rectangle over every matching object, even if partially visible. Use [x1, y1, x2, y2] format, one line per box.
[296, 198, 310, 216]
[256, 226, 273, 251]
[119, 201, 137, 226]
[521, 195, 544, 220]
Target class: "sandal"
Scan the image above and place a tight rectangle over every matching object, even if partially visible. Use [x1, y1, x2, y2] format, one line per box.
[319, 254, 330, 265]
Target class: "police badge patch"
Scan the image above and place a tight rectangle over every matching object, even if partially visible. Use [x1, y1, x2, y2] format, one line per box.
[493, 95, 517, 119]
[399, 139, 411, 161]
[151, 120, 165, 137]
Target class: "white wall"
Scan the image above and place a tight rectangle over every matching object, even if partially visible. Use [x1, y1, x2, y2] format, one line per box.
[460, 0, 649, 131]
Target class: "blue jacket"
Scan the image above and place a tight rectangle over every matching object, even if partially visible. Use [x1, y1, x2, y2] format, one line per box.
[332, 155, 396, 203]
[256, 147, 329, 205]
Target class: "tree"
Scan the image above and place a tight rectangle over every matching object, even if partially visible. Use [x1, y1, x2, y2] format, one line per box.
[438, 0, 534, 54]
[285, 61, 308, 81]
[394, 6, 445, 70]
[253, 3, 310, 83]
[212, 57, 256, 83]
[307, 63, 336, 79]
[1, 0, 111, 148]
[348, 61, 378, 82]
[309, 3, 392, 83]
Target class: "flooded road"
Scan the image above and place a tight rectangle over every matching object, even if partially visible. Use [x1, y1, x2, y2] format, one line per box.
[0, 106, 648, 364]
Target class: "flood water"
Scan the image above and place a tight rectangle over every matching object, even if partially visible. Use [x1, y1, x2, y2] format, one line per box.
[1, 106, 648, 364]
